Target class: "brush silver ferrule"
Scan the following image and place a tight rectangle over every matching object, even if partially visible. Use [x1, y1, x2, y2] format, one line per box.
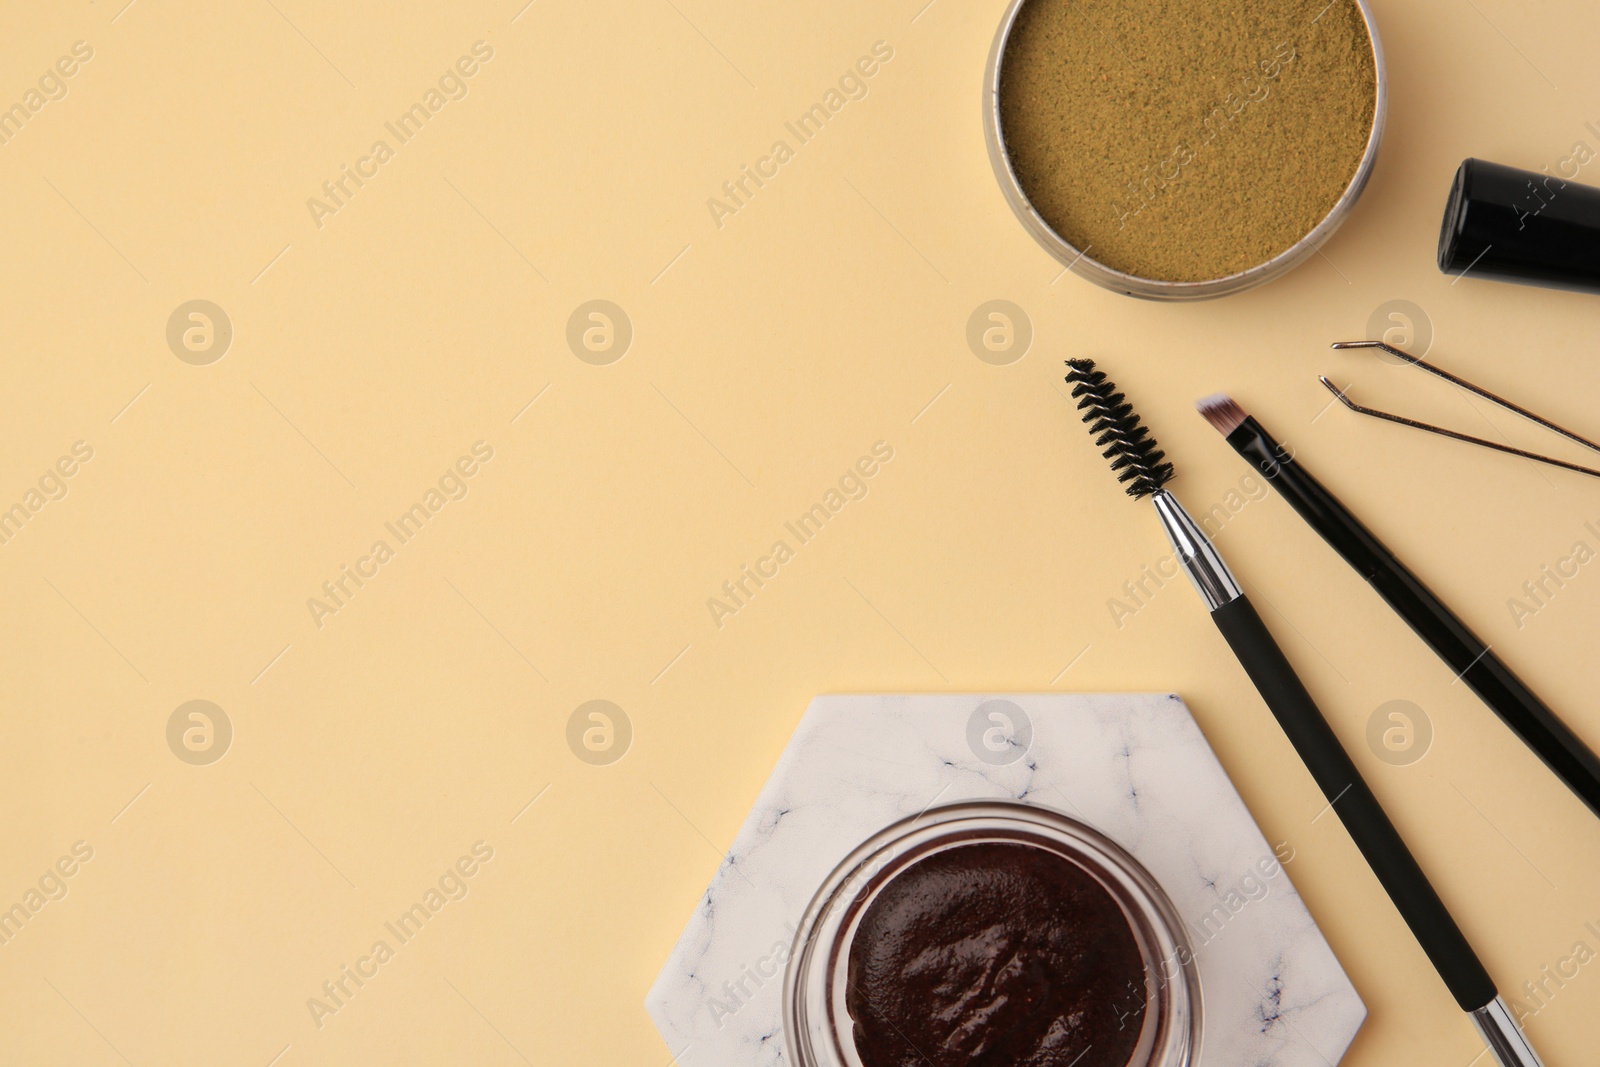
[1150, 489, 1243, 612]
[1470, 996, 1545, 1067]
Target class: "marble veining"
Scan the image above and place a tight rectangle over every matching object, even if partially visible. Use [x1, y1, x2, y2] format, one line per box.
[646, 693, 1366, 1066]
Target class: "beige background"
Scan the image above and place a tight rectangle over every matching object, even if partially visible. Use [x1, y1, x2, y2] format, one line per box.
[2, 0, 1598, 1064]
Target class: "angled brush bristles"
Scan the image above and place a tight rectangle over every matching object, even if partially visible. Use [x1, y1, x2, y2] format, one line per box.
[1196, 394, 1247, 436]
[1064, 359, 1174, 499]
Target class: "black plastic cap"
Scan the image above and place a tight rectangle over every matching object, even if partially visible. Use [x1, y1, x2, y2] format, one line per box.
[1438, 157, 1600, 294]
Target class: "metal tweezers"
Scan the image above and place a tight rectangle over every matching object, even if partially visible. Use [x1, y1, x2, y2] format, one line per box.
[1320, 340, 1600, 480]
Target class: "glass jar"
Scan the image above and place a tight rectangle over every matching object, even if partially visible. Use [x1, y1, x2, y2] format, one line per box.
[783, 800, 1201, 1067]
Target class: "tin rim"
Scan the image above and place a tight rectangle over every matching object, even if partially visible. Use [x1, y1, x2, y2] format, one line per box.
[982, 0, 1387, 300]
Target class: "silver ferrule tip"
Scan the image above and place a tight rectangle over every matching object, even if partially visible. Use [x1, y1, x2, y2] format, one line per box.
[1150, 489, 1243, 612]
[1471, 996, 1545, 1067]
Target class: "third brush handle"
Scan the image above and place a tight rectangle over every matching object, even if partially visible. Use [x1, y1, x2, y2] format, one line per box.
[1211, 594, 1497, 1011]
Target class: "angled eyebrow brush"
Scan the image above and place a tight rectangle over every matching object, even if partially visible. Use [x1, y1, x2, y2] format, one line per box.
[1064, 359, 1543, 1067]
[1197, 392, 1600, 823]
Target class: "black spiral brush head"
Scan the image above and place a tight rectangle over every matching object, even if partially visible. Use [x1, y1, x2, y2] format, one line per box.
[1064, 359, 1175, 499]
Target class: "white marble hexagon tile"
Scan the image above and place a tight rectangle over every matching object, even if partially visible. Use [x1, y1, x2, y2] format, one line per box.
[647, 693, 1366, 1067]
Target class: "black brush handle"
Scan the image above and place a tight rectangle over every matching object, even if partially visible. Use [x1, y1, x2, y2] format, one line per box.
[1211, 594, 1497, 1011]
[1228, 416, 1600, 821]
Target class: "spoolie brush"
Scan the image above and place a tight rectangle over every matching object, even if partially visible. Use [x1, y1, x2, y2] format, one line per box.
[1061, 359, 1542, 1067]
[1065, 359, 1174, 498]
[1062, 358, 1235, 606]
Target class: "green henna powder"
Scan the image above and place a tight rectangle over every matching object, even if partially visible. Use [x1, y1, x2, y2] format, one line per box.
[999, 0, 1377, 282]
